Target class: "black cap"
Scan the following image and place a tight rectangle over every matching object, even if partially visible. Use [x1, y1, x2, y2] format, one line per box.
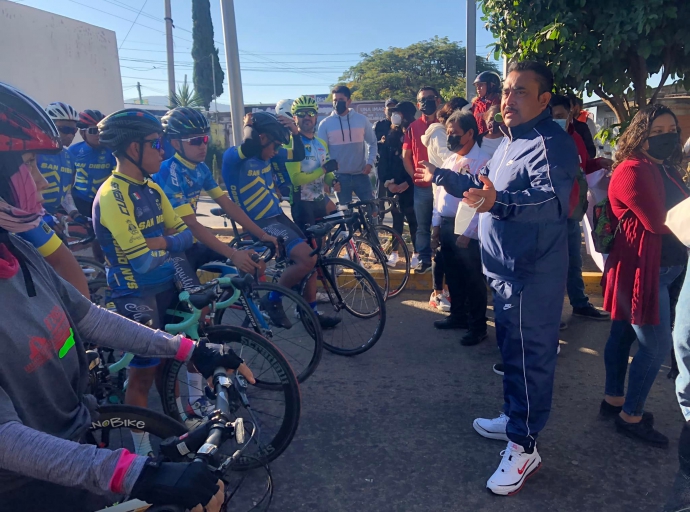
[389, 101, 417, 120]
[385, 98, 399, 107]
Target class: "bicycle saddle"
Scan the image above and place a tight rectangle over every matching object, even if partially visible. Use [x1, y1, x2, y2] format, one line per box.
[210, 207, 225, 217]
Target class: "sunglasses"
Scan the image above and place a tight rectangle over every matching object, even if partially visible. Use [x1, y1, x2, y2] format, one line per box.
[419, 96, 437, 102]
[58, 126, 78, 135]
[143, 137, 163, 150]
[180, 135, 209, 146]
[86, 127, 99, 135]
[294, 111, 316, 118]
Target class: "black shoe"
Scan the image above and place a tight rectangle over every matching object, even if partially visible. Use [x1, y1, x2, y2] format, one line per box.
[414, 261, 432, 274]
[317, 314, 341, 329]
[615, 414, 668, 447]
[461, 330, 488, 346]
[434, 316, 469, 330]
[493, 363, 504, 376]
[598, 400, 654, 424]
[559, 321, 568, 331]
[260, 295, 292, 329]
[573, 304, 610, 320]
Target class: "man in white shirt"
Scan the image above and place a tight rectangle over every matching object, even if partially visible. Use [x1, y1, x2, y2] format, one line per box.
[432, 110, 490, 346]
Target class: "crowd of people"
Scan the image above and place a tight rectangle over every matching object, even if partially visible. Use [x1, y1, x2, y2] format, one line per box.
[1, 52, 690, 509]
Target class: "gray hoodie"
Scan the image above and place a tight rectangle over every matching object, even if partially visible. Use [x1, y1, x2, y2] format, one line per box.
[317, 109, 377, 175]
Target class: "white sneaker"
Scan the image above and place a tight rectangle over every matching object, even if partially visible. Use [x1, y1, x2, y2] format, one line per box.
[473, 413, 510, 441]
[316, 291, 330, 303]
[442, 289, 451, 303]
[410, 253, 420, 268]
[387, 251, 400, 267]
[429, 292, 451, 312]
[486, 442, 542, 496]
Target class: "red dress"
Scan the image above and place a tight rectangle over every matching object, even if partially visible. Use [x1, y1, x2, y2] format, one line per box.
[471, 94, 500, 134]
[602, 154, 685, 325]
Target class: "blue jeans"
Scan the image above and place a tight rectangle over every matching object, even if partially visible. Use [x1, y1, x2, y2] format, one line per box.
[604, 265, 684, 416]
[674, 255, 690, 420]
[336, 173, 374, 205]
[566, 218, 589, 308]
[413, 185, 433, 264]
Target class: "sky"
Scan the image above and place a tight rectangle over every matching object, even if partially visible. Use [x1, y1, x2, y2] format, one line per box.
[9, 0, 499, 106]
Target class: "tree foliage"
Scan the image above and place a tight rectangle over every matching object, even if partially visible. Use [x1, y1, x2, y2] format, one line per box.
[479, 0, 690, 124]
[338, 37, 498, 101]
[191, 0, 224, 110]
[168, 77, 203, 109]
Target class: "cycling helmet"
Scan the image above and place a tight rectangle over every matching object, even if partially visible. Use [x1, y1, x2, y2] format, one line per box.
[250, 111, 291, 146]
[275, 99, 295, 119]
[291, 95, 318, 114]
[0, 82, 61, 154]
[77, 109, 105, 129]
[161, 107, 210, 138]
[98, 108, 162, 151]
[45, 102, 79, 122]
[474, 71, 502, 95]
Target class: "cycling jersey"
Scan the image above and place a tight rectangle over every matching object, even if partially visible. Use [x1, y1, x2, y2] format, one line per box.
[17, 219, 62, 257]
[152, 153, 225, 217]
[286, 134, 335, 202]
[270, 151, 294, 199]
[68, 142, 116, 201]
[36, 149, 75, 214]
[93, 171, 192, 298]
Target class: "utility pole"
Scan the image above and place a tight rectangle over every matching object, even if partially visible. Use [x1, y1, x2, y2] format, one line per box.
[136, 82, 143, 104]
[466, 0, 477, 102]
[220, 0, 245, 146]
[210, 53, 218, 114]
[164, 0, 176, 102]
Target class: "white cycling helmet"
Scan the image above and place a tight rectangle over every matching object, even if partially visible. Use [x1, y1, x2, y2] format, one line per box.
[45, 102, 79, 122]
[275, 99, 295, 119]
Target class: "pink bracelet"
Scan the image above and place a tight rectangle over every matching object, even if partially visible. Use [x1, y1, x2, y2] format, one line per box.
[174, 336, 195, 362]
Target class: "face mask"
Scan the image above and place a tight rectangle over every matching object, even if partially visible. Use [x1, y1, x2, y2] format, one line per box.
[420, 99, 437, 115]
[646, 132, 680, 161]
[334, 100, 347, 115]
[391, 113, 403, 126]
[447, 134, 464, 152]
[554, 118, 568, 131]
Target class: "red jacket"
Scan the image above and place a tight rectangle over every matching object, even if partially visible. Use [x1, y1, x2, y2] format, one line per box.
[602, 155, 686, 325]
[472, 94, 500, 134]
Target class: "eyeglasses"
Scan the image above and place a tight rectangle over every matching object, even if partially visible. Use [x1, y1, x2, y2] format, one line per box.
[180, 135, 209, 146]
[143, 137, 163, 150]
[58, 126, 78, 135]
[419, 96, 437, 102]
[86, 127, 99, 135]
[294, 111, 316, 118]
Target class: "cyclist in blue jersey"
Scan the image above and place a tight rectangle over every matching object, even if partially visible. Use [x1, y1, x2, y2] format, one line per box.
[68, 109, 117, 217]
[222, 111, 341, 329]
[271, 99, 298, 200]
[153, 107, 273, 274]
[94, 109, 200, 452]
[37, 102, 86, 228]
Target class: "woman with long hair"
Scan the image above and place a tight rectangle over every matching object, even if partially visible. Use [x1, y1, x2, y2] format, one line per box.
[600, 104, 689, 446]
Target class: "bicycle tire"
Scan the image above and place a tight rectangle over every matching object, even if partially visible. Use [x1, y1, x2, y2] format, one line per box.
[331, 236, 390, 301]
[373, 225, 410, 298]
[214, 282, 323, 384]
[88, 278, 109, 307]
[161, 325, 301, 470]
[89, 404, 188, 439]
[302, 257, 386, 356]
[76, 256, 106, 281]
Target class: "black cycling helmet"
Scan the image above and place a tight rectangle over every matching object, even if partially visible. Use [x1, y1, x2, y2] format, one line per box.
[77, 109, 105, 129]
[250, 111, 290, 146]
[98, 109, 162, 176]
[162, 107, 210, 138]
[474, 71, 502, 95]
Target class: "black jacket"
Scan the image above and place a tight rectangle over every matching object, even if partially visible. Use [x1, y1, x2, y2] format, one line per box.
[573, 119, 596, 159]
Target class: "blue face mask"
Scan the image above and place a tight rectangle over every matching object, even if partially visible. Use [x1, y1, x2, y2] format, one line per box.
[554, 118, 568, 131]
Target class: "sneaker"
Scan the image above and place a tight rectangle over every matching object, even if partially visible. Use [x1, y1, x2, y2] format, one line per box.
[387, 251, 400, 268]
[414, 261, 432, 274]
[461, 330, 488, 346]
[410, 253, 420, 268]
[316, 291, 331, 303]
[260, 295, 293, 329]
[493, 363, 504, 376]
[572, 303, 610, 320]
[131, 431, 154, 457]
[442, 289, 451, 303]
[429, 292, 451, 312]
[317, 312, 341, 329]
[598, 400, 654, 424]
[615, 414, 669, 447]
[486, 442, 542, 496]
[473, 413, 510, 441]
[434, 316, 469, 330]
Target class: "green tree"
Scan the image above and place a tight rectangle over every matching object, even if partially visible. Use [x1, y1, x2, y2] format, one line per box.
[479, 0, 690, 126]
[191, 0, 224, 110]
[338, 37, 498, 101]
[168, 76, 203, 109]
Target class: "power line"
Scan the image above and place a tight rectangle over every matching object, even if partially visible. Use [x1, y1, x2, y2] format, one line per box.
[121, 76, 333, 86]
[118, 0, 149, 49]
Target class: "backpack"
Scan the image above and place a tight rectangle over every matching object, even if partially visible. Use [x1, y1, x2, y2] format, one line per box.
[591, 197, 620, 254]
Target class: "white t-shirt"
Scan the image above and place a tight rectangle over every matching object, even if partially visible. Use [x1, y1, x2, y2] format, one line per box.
[479, 136, 505, 158]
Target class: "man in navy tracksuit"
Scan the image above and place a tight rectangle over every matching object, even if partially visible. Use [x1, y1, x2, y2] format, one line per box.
[417, 61, 578, 495]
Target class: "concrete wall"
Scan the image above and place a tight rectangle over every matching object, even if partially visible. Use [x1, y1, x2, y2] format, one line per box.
[0, 1, 123, 115]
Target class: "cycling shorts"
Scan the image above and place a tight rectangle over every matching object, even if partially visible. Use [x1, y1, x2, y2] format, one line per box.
[292, 198, 329, 235]
[253, 213, 305, 259]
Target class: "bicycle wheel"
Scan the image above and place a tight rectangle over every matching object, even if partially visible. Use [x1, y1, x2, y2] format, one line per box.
[88, 278, 109, 307]
[302, 258, 386, 356]
[214, 282, 323, 384]
[332, 236, 389, 301]
[373, 225, 410, 298]
[76, 256, 106, 281]
[161, 325, 301, 470]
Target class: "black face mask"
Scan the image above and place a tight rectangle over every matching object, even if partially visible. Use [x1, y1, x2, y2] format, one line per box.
[420, 99, 437, 115]
[646, 132, 680, 161]
[334, 100, 347, 115]
[447, 134, 464, 152]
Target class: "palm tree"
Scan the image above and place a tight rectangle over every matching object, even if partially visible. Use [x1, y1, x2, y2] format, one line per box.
[168, 76, 204, 109]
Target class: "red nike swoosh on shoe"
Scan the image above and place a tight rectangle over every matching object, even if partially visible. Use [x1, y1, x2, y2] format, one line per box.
[517, 461, 530, 475]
